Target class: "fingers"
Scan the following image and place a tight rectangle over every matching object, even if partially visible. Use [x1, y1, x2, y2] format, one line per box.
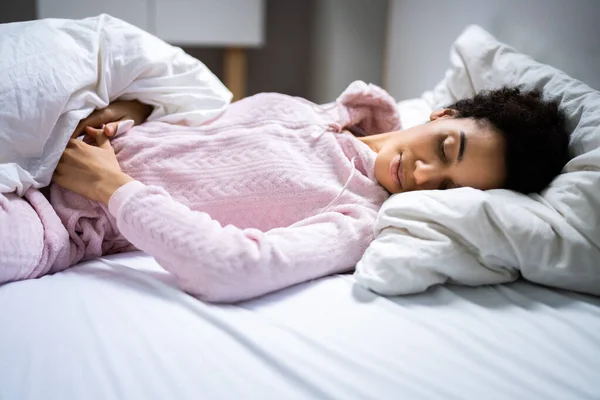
[83, 126, 109, 147]
[72, 118, 90, 139]
[81, 126, 101, 145]
[72, 107, 119, 138]
[82, 122, 120, 145]
[79, 126, 111, 148]
[84, 126, 111, 149]
[72, 108, 108, 138]
[84, 126, 104, 136]
[65, 133, 111, 156]
[103, 122, 119, 137]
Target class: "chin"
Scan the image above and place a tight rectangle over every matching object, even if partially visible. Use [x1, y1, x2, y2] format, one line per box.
[380, 180, 399, 195]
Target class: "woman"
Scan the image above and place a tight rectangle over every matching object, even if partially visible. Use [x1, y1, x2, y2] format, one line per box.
[1, 82, 569, 302]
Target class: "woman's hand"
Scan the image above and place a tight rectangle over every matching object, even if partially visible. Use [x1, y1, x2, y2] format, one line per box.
[71, 99, 153, 139]
[54, 127, 134, 205]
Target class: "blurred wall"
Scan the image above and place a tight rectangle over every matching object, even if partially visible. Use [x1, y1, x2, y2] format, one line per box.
[1, 0, 389, 102]
[0, 0, 36, 22]
[183, 0, 314, 99]
[309, 0, 388, 103]
[246, 0, 313, 98]
[183, 0, 314, 98]
[1, 0, 315, 99]
[384, 0, 600, 101]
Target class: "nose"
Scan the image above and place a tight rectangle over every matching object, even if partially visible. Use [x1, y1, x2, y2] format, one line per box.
[413, 160, 442, 190]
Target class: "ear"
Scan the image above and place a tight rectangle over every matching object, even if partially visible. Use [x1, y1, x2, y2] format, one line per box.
[429, 108, 459, 121]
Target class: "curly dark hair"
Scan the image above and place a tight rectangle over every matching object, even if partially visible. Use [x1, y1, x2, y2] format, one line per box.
[449, 86, 570, 194]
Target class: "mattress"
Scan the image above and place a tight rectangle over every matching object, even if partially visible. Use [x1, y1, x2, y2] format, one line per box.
[0, 252, 599, 400]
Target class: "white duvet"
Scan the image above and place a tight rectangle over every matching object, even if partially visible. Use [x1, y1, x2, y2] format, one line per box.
[0, 14, 232, 195]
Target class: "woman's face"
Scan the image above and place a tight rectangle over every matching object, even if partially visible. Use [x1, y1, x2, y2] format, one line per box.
[359, 110, 507, 194]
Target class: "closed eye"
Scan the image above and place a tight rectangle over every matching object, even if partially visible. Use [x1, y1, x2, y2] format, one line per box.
[438, 137, 447, 162]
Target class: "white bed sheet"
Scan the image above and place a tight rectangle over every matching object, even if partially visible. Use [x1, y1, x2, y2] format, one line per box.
[1, 252, 599, 400]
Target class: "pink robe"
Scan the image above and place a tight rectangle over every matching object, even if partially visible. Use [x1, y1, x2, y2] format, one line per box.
[0, 81, 400, 302]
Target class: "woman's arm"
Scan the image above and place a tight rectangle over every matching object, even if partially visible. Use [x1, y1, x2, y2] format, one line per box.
[51, 133, 376, 302]
[71, 100, 153, 139]
[108, 181, 376, 302]
[53, 129, 134, 204]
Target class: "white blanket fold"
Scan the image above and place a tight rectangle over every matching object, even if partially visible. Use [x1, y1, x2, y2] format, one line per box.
[0, 14, 232, 195]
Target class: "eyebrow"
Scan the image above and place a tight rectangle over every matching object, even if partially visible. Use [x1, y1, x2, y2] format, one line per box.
[457, 130, 467, 162]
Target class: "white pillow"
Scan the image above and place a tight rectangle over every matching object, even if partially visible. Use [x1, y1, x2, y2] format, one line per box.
[395, 98, 431, 129]
[355, 25, 600, 296]
[0, 14, 232, 195]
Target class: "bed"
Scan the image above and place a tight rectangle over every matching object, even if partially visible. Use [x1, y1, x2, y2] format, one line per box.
[2, 15, 600, 400]
[1, 252, 599, 400]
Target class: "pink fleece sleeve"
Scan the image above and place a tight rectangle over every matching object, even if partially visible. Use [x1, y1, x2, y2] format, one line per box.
[109, 181, 377, 303]
[335, 80, 402, 135]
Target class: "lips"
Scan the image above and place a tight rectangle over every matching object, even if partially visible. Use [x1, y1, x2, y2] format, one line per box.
[389, 154, 403, 189]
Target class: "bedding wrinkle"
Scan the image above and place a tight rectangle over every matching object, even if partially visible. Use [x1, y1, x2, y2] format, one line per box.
[2, 254, 599, 399]
[98, 258, 336, 400]
[0, 14, 232, 194]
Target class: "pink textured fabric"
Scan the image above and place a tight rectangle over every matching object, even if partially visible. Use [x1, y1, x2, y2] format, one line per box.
[1, 81, 401, 302]
[0, 189, 71, 284]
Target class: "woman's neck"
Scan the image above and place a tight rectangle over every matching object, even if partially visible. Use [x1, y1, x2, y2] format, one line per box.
[357, 132, 389, 154]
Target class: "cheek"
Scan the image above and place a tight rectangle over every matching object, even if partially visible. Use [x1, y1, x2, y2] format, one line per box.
[374, 153, 389, 182]
[373, 152, 397, 193]
[459, 157, 506, 190]
[483, 152, 507, 188]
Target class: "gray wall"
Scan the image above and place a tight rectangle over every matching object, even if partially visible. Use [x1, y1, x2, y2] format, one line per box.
[246, 0, 313, 97]
[384, 0, 600, 101]
[1, 0, 315, 99]
[309, 0, 388, 103]
[182, 0, 314, 98]
[0, 0, 36, 22]
[1, 0, 390, 102]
